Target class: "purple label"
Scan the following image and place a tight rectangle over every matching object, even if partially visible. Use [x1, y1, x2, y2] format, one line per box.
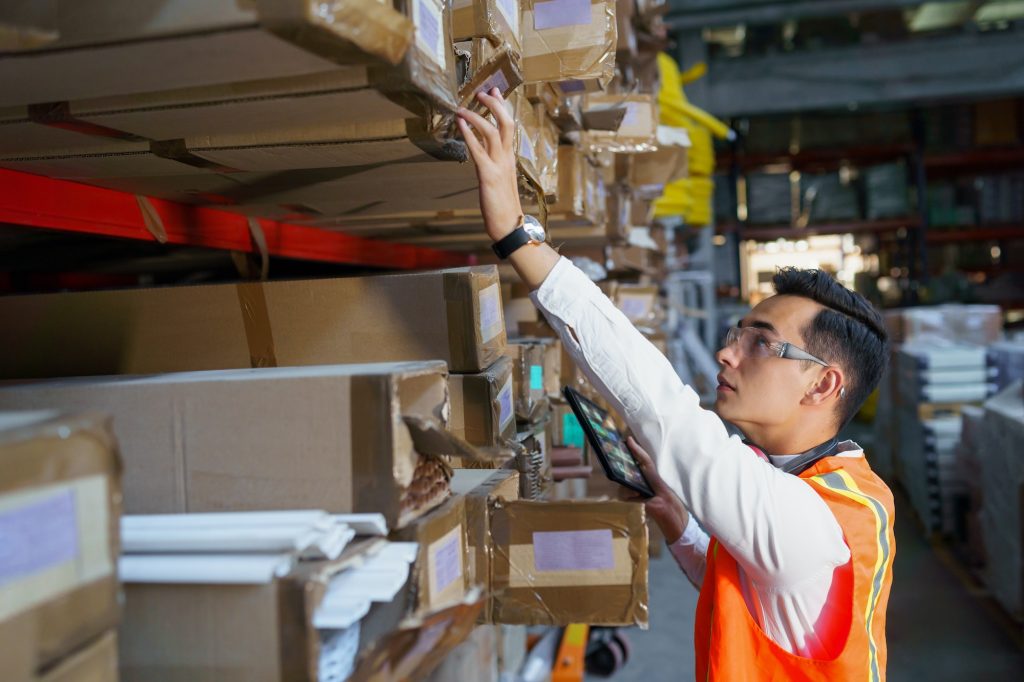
[431, 532, 462, 593]
[533, 529, 614, 572]
[0, 490, 79, 584]
[559, 80, 587, 94]
[534, 0, 592, 31]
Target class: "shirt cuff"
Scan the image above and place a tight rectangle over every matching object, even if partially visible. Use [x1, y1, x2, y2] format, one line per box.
[530, 256, 594, 315]
[670, 515, 710, 557]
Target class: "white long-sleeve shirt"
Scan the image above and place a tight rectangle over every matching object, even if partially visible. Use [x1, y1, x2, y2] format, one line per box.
[531, 257, 860, 658]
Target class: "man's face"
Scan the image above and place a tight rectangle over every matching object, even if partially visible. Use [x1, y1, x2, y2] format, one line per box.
[714, 294, 826, 431]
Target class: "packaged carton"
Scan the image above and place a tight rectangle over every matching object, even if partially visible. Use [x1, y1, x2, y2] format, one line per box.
[549, 145, 605, 226]
[521, 0, 616, 92]
[0, 363, 467, 529]
[614, 285, 659, 324]
[0, 412, 121, 677]
[450, 470, 520, 599]
[581, 94, 658, 153]
[487, 499, 649, 626]
[535, 107, 561, 197]
[0, 0, 418, 109]
[504, 341, 550, 423]
[394, 496, 471, 614]
[449, 357, 517, 447]
[37, 631, 118, 682]
[0, 266, 505, 379]
[452, 0, 522, 54]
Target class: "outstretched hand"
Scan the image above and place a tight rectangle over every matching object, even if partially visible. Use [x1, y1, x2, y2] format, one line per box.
[456, 88, 524, 242]
[618, 436, 690, 544]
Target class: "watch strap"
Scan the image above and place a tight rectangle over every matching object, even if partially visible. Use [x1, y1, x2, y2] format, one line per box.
[492, 224, 531, 260]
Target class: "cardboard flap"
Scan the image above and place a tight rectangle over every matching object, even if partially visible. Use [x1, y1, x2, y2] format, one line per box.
[402, 416, 482, 462]
[349, 587, 485, 681]
[582, 106, 626, 131]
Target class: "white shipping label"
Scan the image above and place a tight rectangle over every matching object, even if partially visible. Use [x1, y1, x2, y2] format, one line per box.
[476, 69, 511, 100]
[479, 282, 504, 343]
[428, 526, 464, 596]
[497, 0, 520, 36]
[497, 376, 515, 428]
[534, 0, 592, 30]
[533, 529, 614, 572]
[0, 475, 111, 621]
[415, 0, 446, 68]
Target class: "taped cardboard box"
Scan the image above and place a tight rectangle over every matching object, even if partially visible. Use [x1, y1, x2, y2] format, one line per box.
[458, 44, 524, 118]
[614, 285, 659, 324]
[549, 145, 605, 226]
[119, 538, 407, 682]
[393, 496, 471, 615]
[450, 470, 520, 609]
[521, 0, 616, 92]
[513, 90, 543, 190]
[0, 412, 121, 679]
[487, 499, 649, 626]
[606, 183, 632, 241]
[581, 94, 658, 153]
[36, 631, 118, 682]
[0, 363, 468, 530]
[0, 0, 417, 109]
[449, 357, 517, 447]
[453, 0, 522, 54]
[615, 0, 638, 59]
[504, 340, 550, 423]
[535, 107, 561, 198]
[0, 266, 505, 379]
[524, 82, 561, 118]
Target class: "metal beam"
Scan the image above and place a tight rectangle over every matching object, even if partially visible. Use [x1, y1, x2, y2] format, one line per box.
[667, 0, 962, 30]
[704, 28, 1024, 117]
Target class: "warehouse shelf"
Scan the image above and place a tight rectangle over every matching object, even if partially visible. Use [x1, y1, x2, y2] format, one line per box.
[0, 169, 471, 271]
[925, 147, 1024, 176]
[925, 225, 1024, 243]
[716, 143, 915, 172]
[719, 217, 920, 241]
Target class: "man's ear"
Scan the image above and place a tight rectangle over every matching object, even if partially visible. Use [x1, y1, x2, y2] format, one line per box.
[802, 367, 844, 407]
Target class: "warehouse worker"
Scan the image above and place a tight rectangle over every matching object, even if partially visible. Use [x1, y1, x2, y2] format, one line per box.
[457, 90, 895, 681]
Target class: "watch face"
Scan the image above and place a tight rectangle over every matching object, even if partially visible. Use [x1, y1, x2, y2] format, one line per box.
[523, 215, 546, 242]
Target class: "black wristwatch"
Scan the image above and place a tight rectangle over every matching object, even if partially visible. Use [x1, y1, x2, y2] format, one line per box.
[492, 215, 546, 260]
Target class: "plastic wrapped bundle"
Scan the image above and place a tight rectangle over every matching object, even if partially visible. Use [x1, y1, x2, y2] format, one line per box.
[989, 340, 1024, 390]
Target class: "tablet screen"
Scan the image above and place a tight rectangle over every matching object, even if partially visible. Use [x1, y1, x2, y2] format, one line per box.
[569, 389, 651, 493]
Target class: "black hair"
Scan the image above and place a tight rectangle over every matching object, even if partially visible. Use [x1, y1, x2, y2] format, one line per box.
[772, 267, 889, 428]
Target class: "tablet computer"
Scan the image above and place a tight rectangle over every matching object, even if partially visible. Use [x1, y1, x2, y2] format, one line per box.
[563, 385, 654, 498]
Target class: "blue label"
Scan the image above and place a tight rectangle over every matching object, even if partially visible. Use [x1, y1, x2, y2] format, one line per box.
[562, 412, 585, 448]
[530, 365, 544, 391]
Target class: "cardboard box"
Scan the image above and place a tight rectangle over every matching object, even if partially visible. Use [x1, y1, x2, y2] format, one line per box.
[549, 145, 605, 226]
[450, 469, 520, 601]
[614, 285, 659, 324]
[501, 281, 540, 338]
[394, 496, 471, 614]
[516, 421, 555, 500]
[504, 340, 550, 423]
[535, 107, 561, 198]
[37, 631, 118, 682]
[0, 363, 465, 529]
[540, 338, 563, 398]
[521, 0, 616, 92]
[487, 499, 649, 626]
[0, 266, 505, 379]
[0, 0, 418, 109]
[458, 44, 524, 117]
[423, 624, 498, 682]
[452, 0, 522, 54]
[119, 540, 403, 682]
[551, 400, 586, 448]
[581, 94, 658, 153]
[514, 91, 543, 189]
[0, 412, 121, 677]
[615, 0, 637, 59]
[524, 82, 562, 118]
[449, 357, 517, 447]
[606, 183, 632, 241]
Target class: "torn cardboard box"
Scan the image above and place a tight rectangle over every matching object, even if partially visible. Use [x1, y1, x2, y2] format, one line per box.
[0, 412, 121, 678]
[487, 499, 649, 626]
[521, 0, 616, 92]
[0, 0, 417, 109]
[0, 266, 505, 378]
[0, 363, 468, 529]
[453, 0, 522, 54]
[582, 94, 659, 153]
[449, 357, 517, 447]
[393, 496, 471, 615]
[458, 45, 524, 118]
[450, 469, 520, 603]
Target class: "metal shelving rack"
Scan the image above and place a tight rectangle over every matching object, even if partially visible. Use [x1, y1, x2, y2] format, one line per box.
[0, 169, 471, 273]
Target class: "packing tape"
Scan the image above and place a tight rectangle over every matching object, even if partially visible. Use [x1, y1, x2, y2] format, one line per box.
[26, 101, 146, 141]
[235, 282, 278, 368]
[246, 218, 270, 281]
[505, 536, 632, 588]
[134, 195, 168, 244]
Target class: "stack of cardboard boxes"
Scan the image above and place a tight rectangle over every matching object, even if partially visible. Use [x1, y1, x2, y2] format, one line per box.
[0, 263, 650, 679]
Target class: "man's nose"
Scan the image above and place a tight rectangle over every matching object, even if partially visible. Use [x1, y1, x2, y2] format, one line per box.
[716, 344, 739, 368]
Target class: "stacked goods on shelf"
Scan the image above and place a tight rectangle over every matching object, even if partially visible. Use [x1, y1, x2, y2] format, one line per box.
[977, 381, 1024, 621]
[988, 340, 1024, 391]
[0, 362, 468, 529]
[893, 344, 997, 534]
[503, 337, 561, 499]
[864, 161, 911, 220]
[800, 171, 859, 224]
[746, 172, 793, 225]
[0, 412, 122, 682]
[953, 405, 986, 567]
[0, 265, 507, 378]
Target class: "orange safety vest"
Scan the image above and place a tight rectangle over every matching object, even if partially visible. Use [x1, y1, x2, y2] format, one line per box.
[694, 454, 896, 681]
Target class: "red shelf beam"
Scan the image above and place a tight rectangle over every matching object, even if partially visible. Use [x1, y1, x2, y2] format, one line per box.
[0, 169, 471, 270]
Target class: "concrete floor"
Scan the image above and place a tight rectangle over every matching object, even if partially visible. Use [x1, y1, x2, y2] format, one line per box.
[596, 495, 1024, 681]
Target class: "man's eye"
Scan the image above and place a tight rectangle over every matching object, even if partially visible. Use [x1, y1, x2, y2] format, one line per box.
[754, 335, 770, 348]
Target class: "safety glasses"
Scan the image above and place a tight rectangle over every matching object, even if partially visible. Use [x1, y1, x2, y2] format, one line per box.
[723, 326, 831, 367]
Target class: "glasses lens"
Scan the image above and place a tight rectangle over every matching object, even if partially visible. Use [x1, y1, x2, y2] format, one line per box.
[726, 327, 773, 358]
